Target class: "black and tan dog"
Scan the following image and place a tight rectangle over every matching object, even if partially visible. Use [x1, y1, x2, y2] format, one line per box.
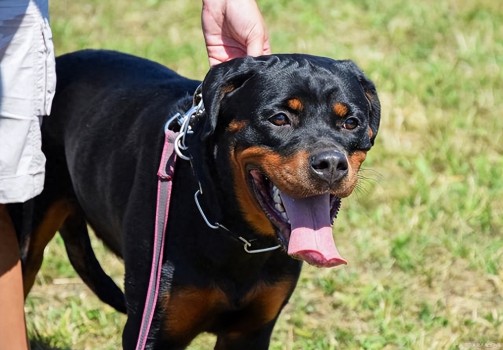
[19, 50, 380, 349]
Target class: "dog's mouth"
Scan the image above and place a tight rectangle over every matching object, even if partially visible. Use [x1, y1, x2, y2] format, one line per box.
[249, 169, 347, 268]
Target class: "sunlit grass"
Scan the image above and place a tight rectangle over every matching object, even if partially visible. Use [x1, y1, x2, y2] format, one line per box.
[25, 0, 503, 349]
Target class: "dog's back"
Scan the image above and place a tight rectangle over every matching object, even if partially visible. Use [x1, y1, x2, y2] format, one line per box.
[45, 50, 200, 244]
[23, 50, 200, 311]
[21, 49, 380, 349]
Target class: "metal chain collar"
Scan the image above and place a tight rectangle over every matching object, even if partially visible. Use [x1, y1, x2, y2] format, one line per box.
[165, 85, 281, 254]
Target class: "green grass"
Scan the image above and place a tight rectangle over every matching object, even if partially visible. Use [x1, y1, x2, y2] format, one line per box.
[26, 0, 503, 349]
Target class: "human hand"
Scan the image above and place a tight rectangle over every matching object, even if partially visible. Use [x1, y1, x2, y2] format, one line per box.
[201, 0, 271, 66]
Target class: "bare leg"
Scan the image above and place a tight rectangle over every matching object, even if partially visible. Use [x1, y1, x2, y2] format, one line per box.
[0, 204, 29, 350]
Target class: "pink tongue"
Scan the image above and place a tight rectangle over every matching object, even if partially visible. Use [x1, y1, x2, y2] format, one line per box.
[280, 192, 347, 268]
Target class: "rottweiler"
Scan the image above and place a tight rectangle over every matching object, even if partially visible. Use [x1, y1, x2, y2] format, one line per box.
[19, 49, 380, 349]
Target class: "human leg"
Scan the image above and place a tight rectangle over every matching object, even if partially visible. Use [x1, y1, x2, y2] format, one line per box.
[0, 0, 55, 348]
[0, 204, 29, 350]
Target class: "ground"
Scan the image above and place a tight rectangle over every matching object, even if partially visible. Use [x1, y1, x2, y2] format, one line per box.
[26, 0, 503, 349]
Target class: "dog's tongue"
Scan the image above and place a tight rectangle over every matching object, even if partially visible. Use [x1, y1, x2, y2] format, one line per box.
[280, 192, 347, 268]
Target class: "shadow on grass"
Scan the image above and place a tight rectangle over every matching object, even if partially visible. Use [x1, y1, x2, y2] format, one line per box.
[30, 338, 72, 350]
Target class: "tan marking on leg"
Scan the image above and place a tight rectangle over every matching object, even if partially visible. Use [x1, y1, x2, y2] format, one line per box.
[224, 279, 296, 336]
[162, 286, 228, 343]
[243, 279, 294, 325]
[23, 199, 74, 296]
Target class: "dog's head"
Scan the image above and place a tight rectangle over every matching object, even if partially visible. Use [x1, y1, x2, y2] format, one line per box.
[187, 54, 380, 267]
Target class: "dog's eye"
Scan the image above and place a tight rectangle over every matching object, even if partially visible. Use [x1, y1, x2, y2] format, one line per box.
[342, 117, 359, 130]
[269, 113, 291, 126]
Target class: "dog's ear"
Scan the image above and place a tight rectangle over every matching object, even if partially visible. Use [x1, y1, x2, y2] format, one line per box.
[359, 73, 381, 146]
[341, 61, 381, 146]
[186, 57, 265, 223]
[197, 56, 262, 140]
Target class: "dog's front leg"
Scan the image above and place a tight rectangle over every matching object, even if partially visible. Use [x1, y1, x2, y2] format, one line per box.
[120, 195, 162, 350]
[214, 320, 277, 350]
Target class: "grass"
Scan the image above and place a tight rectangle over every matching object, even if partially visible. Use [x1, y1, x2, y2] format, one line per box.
[25, 0, 503, 349]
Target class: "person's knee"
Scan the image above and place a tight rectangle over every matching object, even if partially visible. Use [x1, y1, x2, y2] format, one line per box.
[0, 204, 21, 271]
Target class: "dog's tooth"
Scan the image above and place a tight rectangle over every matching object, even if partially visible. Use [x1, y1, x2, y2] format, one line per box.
[273, 191, 281, 204]
[273, 186, 282, 203]
[275, 203, 284, 213]
[281, 212, 289, 222]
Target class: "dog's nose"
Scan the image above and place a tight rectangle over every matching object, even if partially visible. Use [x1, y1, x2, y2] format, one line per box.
[310, 150, 348, 184]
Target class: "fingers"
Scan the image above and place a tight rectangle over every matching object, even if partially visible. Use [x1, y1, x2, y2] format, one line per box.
[247, 34, 271, 57]
[245, 19, 271, 57]
[238, 0, 271, 57]
[202, 0, 271, 66]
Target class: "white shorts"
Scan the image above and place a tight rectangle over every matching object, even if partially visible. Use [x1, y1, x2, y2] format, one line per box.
[0, 0, 56, 203]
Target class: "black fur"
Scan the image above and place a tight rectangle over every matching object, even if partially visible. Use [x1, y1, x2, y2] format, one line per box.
[20, 50, 380, 349]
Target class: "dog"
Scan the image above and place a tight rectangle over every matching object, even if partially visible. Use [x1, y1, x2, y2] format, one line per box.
[19, 49, 380, 349]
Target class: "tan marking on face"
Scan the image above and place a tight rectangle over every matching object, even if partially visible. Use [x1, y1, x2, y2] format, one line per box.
[335, 150, 367, 198]
[348, 150, 367, 170]
[227, 120, 248, 133]
[333, 103, 348, 118]
[230, 147, 313, 235]
[367, 127, 374, 139]
[230, 145, 369, 232]
[287, 98, 303, 111]
[230, 148, 277, 235]
[23, 199, 74, 295]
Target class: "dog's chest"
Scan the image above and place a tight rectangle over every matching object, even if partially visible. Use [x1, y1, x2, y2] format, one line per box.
[159, 279, 294, 340]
